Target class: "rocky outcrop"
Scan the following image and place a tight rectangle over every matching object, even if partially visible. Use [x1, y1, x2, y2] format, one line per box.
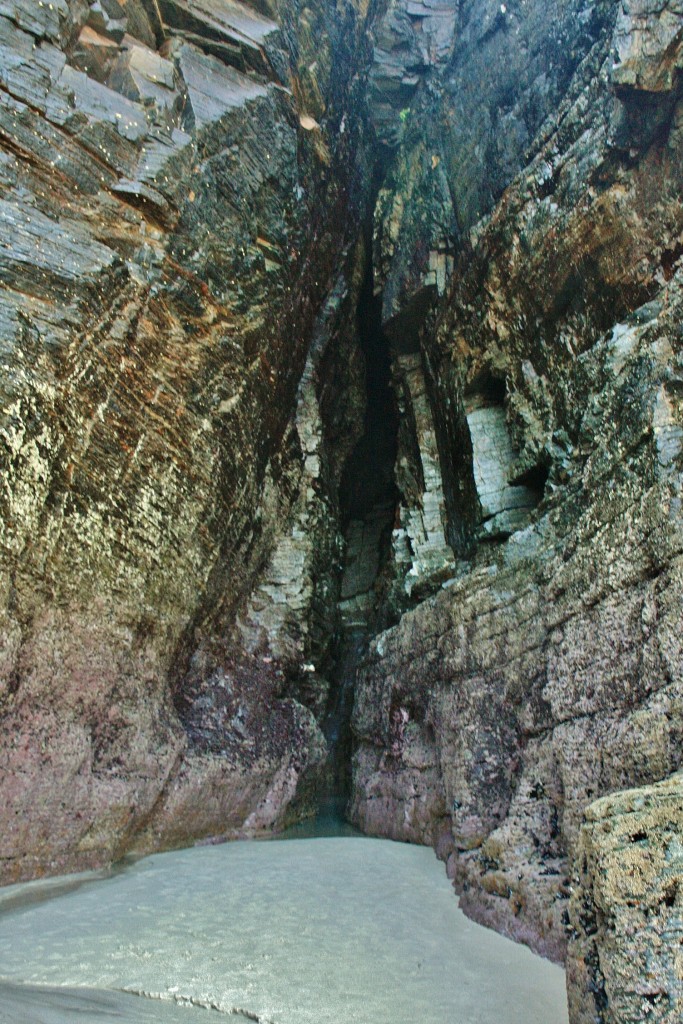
[368, 0, 457, 149]
[389, 352, 454, 599]
[371, 0, 613, 331]
[351, 290, 683, 951]
[0, 0, 374, 882]
[351, 0, 683, 974]
[567, 773, 683, 1024]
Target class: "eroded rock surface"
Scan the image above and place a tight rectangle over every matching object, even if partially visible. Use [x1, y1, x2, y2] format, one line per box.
[350, 0, 683, 976]
[351, 291, 683, 954]
[0, 0, 374, 881]
[567, 774, 683, 1024]
[1, 1, 683, 1020]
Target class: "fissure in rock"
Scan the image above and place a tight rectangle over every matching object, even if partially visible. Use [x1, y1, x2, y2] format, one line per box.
[322, 253, 399, 801]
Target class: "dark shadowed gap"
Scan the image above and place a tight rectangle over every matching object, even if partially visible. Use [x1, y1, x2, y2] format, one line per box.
[320, 252, 399, 809]
[339, 269, 399, 526]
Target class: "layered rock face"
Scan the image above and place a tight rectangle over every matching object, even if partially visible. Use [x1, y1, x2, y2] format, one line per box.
[2, 0, 683, 1020]
[0, 0, 374, 881]
[350, 0, 683, 1015]
[351, 280, 683, 962]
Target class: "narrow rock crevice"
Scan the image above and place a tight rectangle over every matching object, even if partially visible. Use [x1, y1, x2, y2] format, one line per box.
[323, 248, 399, 800]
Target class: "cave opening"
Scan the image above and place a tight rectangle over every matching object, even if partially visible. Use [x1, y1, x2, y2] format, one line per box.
[321, 251, 399, 806]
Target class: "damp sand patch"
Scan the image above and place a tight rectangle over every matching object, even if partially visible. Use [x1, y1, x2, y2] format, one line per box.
[0, 837, 568, 1024]
[0, 980, 241, 1023]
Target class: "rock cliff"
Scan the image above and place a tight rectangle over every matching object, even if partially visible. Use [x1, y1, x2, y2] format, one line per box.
[1, 1, 683, 1021]
[0, 0, 375, 880]
[349, 0, 683, 1017]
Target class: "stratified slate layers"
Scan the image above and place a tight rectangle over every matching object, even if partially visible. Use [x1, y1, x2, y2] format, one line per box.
[0, 0, 373, 881]
[351, 0, 683, 1016]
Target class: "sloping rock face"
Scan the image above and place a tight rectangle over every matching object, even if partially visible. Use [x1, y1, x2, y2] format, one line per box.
[351, 0, 683, 983]
[0, 0, 375, 881]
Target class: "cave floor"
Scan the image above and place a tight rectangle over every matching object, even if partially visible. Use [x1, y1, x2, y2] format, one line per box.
[0, 836, 567, 1024]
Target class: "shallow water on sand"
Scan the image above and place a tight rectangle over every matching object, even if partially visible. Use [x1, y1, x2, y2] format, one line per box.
[0, 834, 568, 1024]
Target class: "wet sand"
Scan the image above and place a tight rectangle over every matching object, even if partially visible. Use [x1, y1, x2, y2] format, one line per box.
[0, 980, 240, 1023]
[0, 836, 568, 1024]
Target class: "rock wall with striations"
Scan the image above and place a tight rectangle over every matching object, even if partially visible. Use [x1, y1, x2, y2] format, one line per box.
[2, 0, 683, 1019]
[351, 0, 683, 1001]
[0, 0, 375, 882]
